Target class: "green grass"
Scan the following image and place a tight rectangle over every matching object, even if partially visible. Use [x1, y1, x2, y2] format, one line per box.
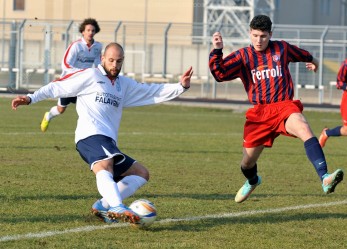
[0, 97, 346, 248]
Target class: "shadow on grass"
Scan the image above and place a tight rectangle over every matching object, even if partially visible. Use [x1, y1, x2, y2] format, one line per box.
[0, 214, 87, 224]
[137, 192, 347, 200]
[0, 193, 97, 201]
[150, 212, 347, 232]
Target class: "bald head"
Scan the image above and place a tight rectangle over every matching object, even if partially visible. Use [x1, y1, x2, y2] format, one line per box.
[103, 42, 124, 56]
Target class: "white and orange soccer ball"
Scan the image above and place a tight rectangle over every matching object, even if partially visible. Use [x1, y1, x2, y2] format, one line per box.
[129, 199, 157, 228]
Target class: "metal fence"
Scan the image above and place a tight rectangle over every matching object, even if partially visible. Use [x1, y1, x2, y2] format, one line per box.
[1, 19, 347, 104]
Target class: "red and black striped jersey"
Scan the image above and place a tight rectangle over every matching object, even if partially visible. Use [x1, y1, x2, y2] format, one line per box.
[336, 59, 347, 91]
[209, 40, 313, 105]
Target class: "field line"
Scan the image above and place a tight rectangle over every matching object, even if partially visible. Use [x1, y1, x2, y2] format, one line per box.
[0, 131, 239, 136]
[1, 199, 346, 242]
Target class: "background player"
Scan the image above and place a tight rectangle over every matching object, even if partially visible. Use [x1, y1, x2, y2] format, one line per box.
[319, 58, 347, 147]
[40, 18, 102, 132]
[209, 15, 344, 203]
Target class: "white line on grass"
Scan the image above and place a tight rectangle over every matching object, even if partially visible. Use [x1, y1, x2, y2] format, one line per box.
[1, 199, 346, 242]
[0, 131, 240, 136]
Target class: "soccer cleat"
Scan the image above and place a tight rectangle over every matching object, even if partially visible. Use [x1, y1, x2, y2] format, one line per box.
[91, 200, 117, 223]
[319, 128, 329, 148]
[107, 204, 140, 224]
[322, 169, 344, 194]
[40, 112, 50, 132]
[235, 176, 262, 203]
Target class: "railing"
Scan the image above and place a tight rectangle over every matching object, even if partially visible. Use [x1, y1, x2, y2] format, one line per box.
[0, 19, 347, 104]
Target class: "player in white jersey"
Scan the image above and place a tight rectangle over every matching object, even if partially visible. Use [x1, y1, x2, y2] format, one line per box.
[12, 42, 193, 224]
[40, 18, 103, 132]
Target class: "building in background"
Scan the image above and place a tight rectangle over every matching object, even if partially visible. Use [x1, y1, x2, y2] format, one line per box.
[1, 0, 347, 105]
[2, 0, 347, 26]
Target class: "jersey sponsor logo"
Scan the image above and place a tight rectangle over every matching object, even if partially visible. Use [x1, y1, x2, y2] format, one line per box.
[77, 56, 95, 63]
[251, 65, 282, 83]
[95, 92, 121, 107]
[97, 81, 105, 84]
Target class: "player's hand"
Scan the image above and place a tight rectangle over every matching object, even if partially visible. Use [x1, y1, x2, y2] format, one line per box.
[11, 95, 30, 110]
[180, 66, 193, 89]
[212, 32, 223, 49]
[306, 57, 319, 73]
[305, 62, 318, 73]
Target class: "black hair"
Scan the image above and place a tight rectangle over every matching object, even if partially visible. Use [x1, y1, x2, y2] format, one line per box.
[249, 15, 272, 33]
[79, 18, 101, 34]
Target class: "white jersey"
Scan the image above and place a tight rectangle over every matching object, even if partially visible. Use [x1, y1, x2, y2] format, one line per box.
[28, 65, 187, 144]
[61, 37, 102, 77]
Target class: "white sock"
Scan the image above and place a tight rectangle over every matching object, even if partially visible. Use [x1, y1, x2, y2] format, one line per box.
[47, 106, 61, 120]
[99, 175, 147, 209]
[118, 175, 147, 199]
[95, 170, 122, 207]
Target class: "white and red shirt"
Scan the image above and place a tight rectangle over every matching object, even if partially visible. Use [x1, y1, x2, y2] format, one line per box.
[61, 37, 102, 76]
[28, 65, 187, 144]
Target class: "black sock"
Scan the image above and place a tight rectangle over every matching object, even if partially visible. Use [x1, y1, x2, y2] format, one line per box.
[241, 163, 258, 185]
[304, 137, 327, 180]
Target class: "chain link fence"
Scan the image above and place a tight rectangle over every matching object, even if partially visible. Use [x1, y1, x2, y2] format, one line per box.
[1, 19, 347, 104]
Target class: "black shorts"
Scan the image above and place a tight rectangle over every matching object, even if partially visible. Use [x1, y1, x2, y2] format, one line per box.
[58, 97, 77, 107]
[76, 135, 136, 180]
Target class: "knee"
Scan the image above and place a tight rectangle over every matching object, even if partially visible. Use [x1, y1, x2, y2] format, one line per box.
[140, 167, 150, 181]
[241, 158, 257, 168]
[58, 106, 66, 114]
[131, 162, 150, 181]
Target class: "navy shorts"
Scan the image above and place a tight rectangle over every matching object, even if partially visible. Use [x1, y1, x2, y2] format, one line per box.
[58, 97, 77, 107]
[76, 135, 136, 180]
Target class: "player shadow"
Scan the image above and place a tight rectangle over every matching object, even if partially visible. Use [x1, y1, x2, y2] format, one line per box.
[0, 214, 86, 224]
[150, 212, 347, 232]
[0, 193, 98, 202]
[135, 192, 347, 201]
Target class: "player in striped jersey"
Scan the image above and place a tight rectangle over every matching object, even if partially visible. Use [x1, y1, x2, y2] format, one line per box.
[40, 18, 102, 132]
[319, 59, 347, 147]
[209, 15, 344, 203]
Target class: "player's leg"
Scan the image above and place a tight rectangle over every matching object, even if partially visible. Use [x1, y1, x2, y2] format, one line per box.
[92, 159, 140, 223]
[117, 161, 149, 200]
[319, 92, 347, 147]
[235, 145, 264, 203]
[94, 159, 149, 219]
[40, 97, 74, 132]
[285, 112, 344, 193]
[77, 135, 140, 223]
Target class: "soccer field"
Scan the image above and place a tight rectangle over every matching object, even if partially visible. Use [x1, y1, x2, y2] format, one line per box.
[0, 97, 346, 248]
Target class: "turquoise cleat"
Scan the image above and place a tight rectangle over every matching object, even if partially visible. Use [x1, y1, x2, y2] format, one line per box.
[235, 176, 262, 203]
[322, 169, 344, 194]
[91, 200, 118, 223]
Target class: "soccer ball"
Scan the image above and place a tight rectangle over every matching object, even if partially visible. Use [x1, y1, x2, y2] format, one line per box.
[129, 199, 157, 228]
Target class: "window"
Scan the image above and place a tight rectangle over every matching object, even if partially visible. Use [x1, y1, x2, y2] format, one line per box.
[13, 0, 25, 11]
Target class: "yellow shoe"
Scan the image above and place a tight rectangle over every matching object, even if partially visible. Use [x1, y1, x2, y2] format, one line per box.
[40, 112, 50, 132]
